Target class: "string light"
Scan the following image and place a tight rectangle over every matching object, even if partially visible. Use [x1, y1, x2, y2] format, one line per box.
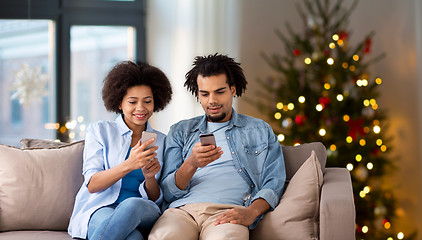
[359, 139, 366, 146]
[319, 128, 326, 136]
[338, 39, 344, 46]
[373, 126, 381, 134]
[332, 34, 339, 41]
[376, 139, 383, 146]
[342, 62, 349, 68]
[398, 232, 404, 239]
[360, 191, 366, 198]
[376, 77, 382, 84]
[324, 83, 331, 89]
[346, 136, 353, 143]
[298, 96, 306, 103]
[362, 226, 369, 233]
[283, 105, 289, 111]
[381, 145, 387, 152]
[327, 58, 334, 65]
[347, 163, 354, 171]
[349, 65, 356, 71]
[287, 103, 295, 110]
[343, 115, 350, 122]
[336, 94, 344, 101]
[364, 99, 370, 106]
[355, 154, 362, 162]
[274, 112, 282, 119]
[330, 144, 337, 151]
[329, 42, 336, 49]
[316, 104, 323, 111]
[363, 186, 370, 193]
[276, 102, 283, 109]
[373, 119, 380, 125]
[304, 57, 312, 64]
[367, 162, 374, 170]
[353, 54, 360, 61]
[384, 221, 391, 229]
[278, 134, 285, 142]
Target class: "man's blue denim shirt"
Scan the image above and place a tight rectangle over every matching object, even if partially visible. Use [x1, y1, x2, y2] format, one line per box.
[161, 109, 286, 228]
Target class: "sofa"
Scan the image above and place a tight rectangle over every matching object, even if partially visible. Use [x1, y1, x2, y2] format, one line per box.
[0, 139, 355, 240]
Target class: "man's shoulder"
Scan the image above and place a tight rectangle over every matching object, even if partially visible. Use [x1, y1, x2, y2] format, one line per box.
[170, 115, 203, 131]
[237, 113, 270, 127]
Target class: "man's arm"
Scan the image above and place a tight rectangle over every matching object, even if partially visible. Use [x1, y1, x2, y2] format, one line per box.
[160, 128, 222, 202]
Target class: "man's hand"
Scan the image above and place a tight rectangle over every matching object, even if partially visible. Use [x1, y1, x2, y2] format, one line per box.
[214, 199, 271, 227]
[186, 142, 222, 168]
[214, 207, 256, 227]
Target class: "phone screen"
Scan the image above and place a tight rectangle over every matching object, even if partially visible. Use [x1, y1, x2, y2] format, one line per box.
[142, 131, 157, 150]
[199, 133, 216, 146]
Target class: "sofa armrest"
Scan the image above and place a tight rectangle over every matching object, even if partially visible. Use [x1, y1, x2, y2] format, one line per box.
[320, 168, 355, 240]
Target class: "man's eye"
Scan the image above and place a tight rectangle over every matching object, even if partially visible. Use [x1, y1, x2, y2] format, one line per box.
[129, 102, 136, 104]
[201, 94, 208, 97]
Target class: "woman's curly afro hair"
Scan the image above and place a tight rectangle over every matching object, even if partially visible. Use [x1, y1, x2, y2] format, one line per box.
[184, 53, 247, 98]
[102, 61, 172, 114]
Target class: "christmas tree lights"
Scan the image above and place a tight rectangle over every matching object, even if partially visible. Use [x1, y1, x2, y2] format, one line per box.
[252, 0, 417, 239]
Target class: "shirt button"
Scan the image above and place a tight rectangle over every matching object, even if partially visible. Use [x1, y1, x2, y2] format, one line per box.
[239, 169, 242, 172]
[227, 136, 230, 139]
[232, 152, 235, 154]
[255, 150, 258, 154]
[251, 185, 255, 188]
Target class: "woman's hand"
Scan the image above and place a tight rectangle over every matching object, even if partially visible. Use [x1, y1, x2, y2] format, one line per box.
[125, 138, 158, 171]
[142, 157, 161, 179]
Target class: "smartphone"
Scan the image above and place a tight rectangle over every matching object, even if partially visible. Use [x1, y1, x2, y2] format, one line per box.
[199, 133, 216, 146]
[142, 131, 157, 150]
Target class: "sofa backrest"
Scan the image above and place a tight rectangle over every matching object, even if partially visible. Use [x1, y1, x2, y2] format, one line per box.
[282, 142, 326, 181]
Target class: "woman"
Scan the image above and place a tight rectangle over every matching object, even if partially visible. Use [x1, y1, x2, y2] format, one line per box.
[68, 61, 172, 240]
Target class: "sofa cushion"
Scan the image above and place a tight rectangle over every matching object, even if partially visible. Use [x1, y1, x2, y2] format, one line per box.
[0, 141, 84, 231]
[250, 150, 323, 240]
[282, 142, 326, 181]
[20, 138, 71, 148]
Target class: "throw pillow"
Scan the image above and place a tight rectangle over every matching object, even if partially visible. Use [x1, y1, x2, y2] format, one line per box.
[0, 141, 84, 231]
[250, 150, 323, 240]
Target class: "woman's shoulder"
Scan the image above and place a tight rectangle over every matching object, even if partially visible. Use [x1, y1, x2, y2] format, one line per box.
[86, 120, 120, 136]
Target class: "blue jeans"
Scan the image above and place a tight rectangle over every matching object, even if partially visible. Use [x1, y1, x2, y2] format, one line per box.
[87, 197, 161, 240]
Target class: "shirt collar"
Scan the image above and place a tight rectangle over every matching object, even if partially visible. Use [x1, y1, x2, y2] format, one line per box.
[193, 108, 245, 133]
[116, 114, 153, 135]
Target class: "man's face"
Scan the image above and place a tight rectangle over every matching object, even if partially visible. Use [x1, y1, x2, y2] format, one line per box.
[197, 73, 236, 123]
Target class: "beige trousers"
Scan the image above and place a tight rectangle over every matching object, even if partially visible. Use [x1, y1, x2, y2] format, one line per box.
[148, 203, 249, 240]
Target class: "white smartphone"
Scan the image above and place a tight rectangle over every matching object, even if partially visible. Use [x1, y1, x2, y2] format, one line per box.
[199, 133, 216, 146]
[142, 131, 157, 150]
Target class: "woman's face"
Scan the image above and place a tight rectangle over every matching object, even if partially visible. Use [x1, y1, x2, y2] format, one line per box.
[120, 85, 154, 132]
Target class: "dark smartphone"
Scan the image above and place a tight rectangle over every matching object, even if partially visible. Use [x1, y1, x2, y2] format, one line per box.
[199, 133, 216, 146]
[142, 131, 157, 150]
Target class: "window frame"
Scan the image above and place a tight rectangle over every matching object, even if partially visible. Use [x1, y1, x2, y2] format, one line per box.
[0, 0, 146, 141]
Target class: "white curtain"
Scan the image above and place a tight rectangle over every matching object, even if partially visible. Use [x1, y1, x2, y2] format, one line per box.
[146, 0, 242, 134]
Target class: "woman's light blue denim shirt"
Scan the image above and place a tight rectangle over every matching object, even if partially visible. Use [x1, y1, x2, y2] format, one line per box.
[161, 109, 286, 228]
[68, 114, 165, 239]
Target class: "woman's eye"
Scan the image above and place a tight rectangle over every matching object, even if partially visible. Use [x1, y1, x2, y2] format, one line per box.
[129, 102, 136, 104]
[145, 101, 152, 104]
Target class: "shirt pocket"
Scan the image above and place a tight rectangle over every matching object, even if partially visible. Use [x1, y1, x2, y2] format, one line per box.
[243, 143, 268, 175]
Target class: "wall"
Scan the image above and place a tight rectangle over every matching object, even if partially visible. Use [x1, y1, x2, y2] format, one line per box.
[237, 0, 422, 235]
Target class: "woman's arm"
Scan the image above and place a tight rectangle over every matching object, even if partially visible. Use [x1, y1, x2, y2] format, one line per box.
[87, 139, 158, 193]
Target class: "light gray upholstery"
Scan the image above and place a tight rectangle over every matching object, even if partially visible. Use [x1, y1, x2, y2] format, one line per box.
[0, 141, 355, 239]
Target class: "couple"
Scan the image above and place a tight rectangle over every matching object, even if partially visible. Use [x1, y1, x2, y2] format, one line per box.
[68, 54, 286, 240]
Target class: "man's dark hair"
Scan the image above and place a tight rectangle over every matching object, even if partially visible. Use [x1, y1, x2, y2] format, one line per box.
[102, 61, 172, 114]
[184, 53, 247, 98]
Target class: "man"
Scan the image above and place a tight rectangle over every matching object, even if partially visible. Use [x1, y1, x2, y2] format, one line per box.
[149, 54, 286, 240]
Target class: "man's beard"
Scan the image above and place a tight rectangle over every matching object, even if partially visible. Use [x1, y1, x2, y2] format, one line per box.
[207, 112, 226, 122]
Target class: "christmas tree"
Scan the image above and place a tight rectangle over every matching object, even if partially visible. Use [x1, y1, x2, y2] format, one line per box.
[253, 0, 416, 239]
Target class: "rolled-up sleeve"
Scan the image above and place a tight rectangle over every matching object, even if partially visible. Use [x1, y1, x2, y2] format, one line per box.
[252, 123, 286, 209]
[82, 124, 105, 187]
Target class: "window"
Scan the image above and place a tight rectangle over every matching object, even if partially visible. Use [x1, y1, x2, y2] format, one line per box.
[0, 0, 146, 145]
